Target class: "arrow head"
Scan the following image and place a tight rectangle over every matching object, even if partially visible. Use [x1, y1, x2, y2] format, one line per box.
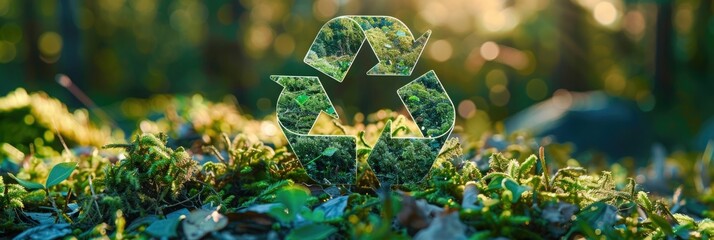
[413, 29, 432, 54]
[397, 70, 454, 138]
[270, 75, 286, 87]
[366, 29, 431, 76]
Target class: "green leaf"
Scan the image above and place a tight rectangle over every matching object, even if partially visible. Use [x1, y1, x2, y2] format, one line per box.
[268, 204, 293, 223]
[637, 191, 653, 211]
[286, 223, 337, 240]
[573, 202, 618, 238]
[502, 178, 528, 203]
[8, 173, 44, 190]
[325, 106, 336, 115]
[45, 162, 77, 188]
[273, 185, 311, 221]
[295, 94, 309, 106]
[649, 214, 674, 236]
[518, 155, 537, 178]
[322, 147, 338, 157]
[408, 95, 420, 102]
[506, 160, 519, 178]
[486, 174, 506, 191]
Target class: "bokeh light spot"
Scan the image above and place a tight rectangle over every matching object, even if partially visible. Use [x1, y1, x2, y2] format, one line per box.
[604, 71, 626, 94]
[274, 33, 295, 57]
[623, 11, 645, 39]
[485, 69, 507, 88]
[429, 39, 453, 62]
[526, 78, 548, 100]
[313, 0, 337, 20]
[480, 41, 499, 61]
[38, 32, 63, 57]
[593, 1, 617, 26]
[420, 1, 448, 26]
[0, 41, 17, 63]
[23, 114, 35, 125]
[482, 10, 506, 32]
[489, 85, 510, 107]
[248, 24, 274, 51]
[458, 100, 477, 119]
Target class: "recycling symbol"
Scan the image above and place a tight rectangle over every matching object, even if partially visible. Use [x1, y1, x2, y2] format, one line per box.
[271, 16, 455, 185]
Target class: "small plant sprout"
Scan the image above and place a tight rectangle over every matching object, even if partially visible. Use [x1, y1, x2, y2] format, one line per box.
[305, 147, 338, 166]
[9, 162, 78, 221]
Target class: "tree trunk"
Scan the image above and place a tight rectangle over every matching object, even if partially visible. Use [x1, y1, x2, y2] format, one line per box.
[654, 2, 673, 107]
[553, 0, 590, 91]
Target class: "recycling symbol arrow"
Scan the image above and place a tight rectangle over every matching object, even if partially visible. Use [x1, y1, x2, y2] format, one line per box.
[272, 16, 454, 185]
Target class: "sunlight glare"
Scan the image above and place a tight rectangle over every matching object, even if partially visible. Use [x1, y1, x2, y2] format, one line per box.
[593, 1, 617, 26]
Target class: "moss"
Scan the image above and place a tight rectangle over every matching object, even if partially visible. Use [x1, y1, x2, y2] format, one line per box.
[102, 133, 199, 217]
[1, 90, 713, 239]
[287, 133, 356, 184]
[366, 121, 441, 185]
[199, 134, 301, 209]
[0, 176, 29, 233]
[397, 71, 454, 137]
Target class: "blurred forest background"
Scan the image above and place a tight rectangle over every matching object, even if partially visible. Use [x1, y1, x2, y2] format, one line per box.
[0, 0, 713, 160]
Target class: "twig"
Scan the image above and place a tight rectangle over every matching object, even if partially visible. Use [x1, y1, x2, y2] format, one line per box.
[55, 74, 119, 129]
[45, 189, 62, 223]
[88, 175, 103, 219]
[51, 120, 71, 156]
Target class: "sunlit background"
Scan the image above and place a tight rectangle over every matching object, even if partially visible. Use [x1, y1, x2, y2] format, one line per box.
[1, 0, 713, 160]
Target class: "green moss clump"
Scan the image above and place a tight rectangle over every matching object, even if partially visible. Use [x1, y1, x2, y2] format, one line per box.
[0, 176, 28, 233]
[288, 133, 356, 184]
[102, 133, 198, 216]
[200, 134, 303, 209]
[2, 90, 714, 239]
[367, 122, 440, 185]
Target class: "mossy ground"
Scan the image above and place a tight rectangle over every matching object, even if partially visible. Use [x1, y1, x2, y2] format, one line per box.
[1, 88, 713, 239]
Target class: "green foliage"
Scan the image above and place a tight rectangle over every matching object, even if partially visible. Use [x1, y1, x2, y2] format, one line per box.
[6, 161, 77, 214]
[289, 134, 356, 184]
[367, 126, 438, 184]
[45, 162, 78, 188]
[199, 134, 300, 209]
[268, 185, 338, 240]
[1, 91, 713, 239]
[274, 76, 335, 133]
[0, 88, 112, 157]
[398, 71, 454, 137]
[8, 173, 44, 190]
[0, 176, 29, 232]
[102, 133, 199, 217]
[287, 223, 338, 240]
[306, 17, 365, 80]
[268, 185, 312, 223]
[352, 16, 425, 75]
